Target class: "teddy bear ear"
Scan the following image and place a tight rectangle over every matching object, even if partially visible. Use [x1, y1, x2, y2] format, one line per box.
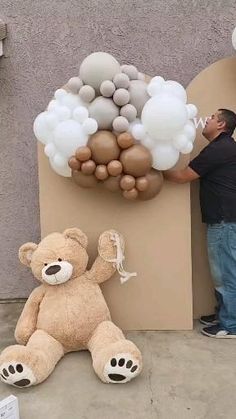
[63, 228, 88, 249]
[19, 242, 38, 266]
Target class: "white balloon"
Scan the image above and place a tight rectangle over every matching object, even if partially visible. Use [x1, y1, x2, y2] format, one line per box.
[47, 100, 59, 111]
[49, 158, 71, 177]
[183, 121, 196, 142]
[147, 82, 163, 97]
[82, 118, 98, 135]
[54, 89, 67, 101]
[164, 81, 187, 103]
[44, 142, 56, 158]
[54, 106, 71, 121]
[180, 141, 193, 154]
[151, 76, 165, 85]
[44, 113, 59, 129]
[132, 123, 146, 140]
[141, 135, 156, 149]
[53, 153, 68, 167]
[152, 143, 179, 170]
[142, 94, 188, 141]
[172, 133, 189, 151]
[186, 104, 198, 119]
[54, 120, 87, 157]
[232, 27, 236, 50]
[73, 106, 89, 123]
[60, 92, 84, 110]
[33, 112, 52, 144]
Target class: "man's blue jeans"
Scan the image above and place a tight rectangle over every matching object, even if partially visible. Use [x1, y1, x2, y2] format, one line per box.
[207, 222, 236, 333]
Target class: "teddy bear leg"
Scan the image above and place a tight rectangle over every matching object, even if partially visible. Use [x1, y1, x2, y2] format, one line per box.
[87, 320, 142, 384]
[0, 330, 64, 387]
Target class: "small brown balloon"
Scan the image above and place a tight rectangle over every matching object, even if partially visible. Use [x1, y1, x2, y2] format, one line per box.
[136, 176, 149, 191]
[117, 133, 134, 149]
[120, 175, 136, 191]
[95, 165, 109, 180]
[123, 188, 138, 200]
[88, 130, 120, 164]
[107, 160, 123, 176]
[72, 171, 98, 188]
[103, 175, 122, 192]
[68, 156, 81, 170]
[76, 146, 92, 162]
[81, 160, 96, 175]
[138, 169, 163, 201]
[120, 144, 152, 177]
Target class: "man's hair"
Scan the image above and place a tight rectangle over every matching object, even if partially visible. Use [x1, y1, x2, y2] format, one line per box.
[218, 109, 236, 136]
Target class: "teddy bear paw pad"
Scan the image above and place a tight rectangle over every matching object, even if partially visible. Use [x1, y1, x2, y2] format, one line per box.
[0, 362, 36, 387]
[103, 353, 140, 383]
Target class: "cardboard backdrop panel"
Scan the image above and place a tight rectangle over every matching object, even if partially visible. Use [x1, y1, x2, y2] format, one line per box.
[38, 141, 192, 331]
[186, 57, 236, 319]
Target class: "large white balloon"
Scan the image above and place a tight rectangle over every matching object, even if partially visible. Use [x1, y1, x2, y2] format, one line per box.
[152, 143, 179, 170]
[142, 94, 188, 141]
[33, 112, 53, 145]
[54, 120, 87, 157]
[164, 81, 187, 103]
[49, 158, 71, 177]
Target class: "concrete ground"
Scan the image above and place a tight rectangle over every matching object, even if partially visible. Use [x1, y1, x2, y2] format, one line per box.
[1, 304, 236, 419]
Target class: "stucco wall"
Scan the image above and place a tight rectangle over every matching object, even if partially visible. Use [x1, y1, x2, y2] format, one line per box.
[0, 0, 235, 299]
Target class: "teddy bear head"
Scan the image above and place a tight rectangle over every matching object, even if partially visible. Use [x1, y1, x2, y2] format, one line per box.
[19, 228, 89, 285]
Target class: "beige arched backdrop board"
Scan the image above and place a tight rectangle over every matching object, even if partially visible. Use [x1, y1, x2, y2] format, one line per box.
[38, 126, 192, 330]
[187, 57, 236, 319]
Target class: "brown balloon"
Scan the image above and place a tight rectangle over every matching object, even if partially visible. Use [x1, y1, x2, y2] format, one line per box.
[95, 165, 109, 180]
[117, 132, 134, 149]
[103, 175, 122, 192]
[81, 160, 96, 175]
[123, 188, 138, 200]
[120, 175, 136, 191]
[107, 160, 123, 176]
[136, 176, 149, 191]
[120, 144, 152, 177]
[138, 169, 163, 201]
[87, 130, 120, 164]
[68, 156, 81, 170]
[72, 171, 98, 188]
[75, 146, 92, 162]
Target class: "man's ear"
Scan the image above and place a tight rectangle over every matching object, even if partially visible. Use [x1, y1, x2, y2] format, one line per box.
[218, 119, 226, 130]
[19, 242, 38, 266]
[63, 228, 88, 249]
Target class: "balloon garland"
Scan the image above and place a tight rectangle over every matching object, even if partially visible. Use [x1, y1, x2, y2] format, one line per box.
[34, 52, 198, 201]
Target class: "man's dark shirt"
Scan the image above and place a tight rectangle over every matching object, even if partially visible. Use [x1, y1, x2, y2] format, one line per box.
[189, 132, 236, 224]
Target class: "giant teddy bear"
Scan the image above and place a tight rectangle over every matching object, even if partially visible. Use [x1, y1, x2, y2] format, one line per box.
[0, 228, 142, 387]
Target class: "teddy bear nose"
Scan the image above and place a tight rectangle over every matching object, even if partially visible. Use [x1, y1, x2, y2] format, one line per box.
[45, 265, 61, 275]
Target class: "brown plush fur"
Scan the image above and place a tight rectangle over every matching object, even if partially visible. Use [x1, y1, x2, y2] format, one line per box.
[0, 228, 142, 387]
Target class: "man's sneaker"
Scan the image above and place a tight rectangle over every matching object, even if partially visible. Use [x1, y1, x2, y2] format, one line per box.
[201, 325, 236, 339]
[199, 314, 219, 326]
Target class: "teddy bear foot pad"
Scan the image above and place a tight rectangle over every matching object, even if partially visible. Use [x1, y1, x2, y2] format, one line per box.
[0, 361, 36, 387]
[103, 353, 141, 383]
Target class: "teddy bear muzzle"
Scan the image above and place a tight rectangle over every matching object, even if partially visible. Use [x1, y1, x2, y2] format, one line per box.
[42, 261, 73, 285]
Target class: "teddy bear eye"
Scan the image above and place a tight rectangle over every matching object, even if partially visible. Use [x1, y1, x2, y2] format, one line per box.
[44, 263, 48, 266]
[58, 258, 62, 262]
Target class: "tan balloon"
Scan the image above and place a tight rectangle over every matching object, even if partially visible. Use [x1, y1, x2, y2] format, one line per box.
[120, 144, 152, 177]
[103, 175, 122, 192]
[120, 175, 136, 191]
[107, 160, 123, 176]
[81, 160, 96, 175]
[75, 146, 92, 162]
[138, 169, 163, 201]
[136, 176, 149, 191]
[117, 132, 134, 149]
[72, 171, 98, 188]
[68, 156, 81, 170]
[123, 188, 138, 200]
[95, 165, 109, 180]
[88, 130, 120, 164]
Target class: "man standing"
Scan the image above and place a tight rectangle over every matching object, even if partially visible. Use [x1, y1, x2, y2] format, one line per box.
[163, 109, 236, 338]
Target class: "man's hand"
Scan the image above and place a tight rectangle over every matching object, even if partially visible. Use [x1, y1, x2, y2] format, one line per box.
[163, 166, 200, 184]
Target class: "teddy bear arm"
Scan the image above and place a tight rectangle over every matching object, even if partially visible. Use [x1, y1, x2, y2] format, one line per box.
[14, 285, 45, 345]
[88, 256, 117, 284]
